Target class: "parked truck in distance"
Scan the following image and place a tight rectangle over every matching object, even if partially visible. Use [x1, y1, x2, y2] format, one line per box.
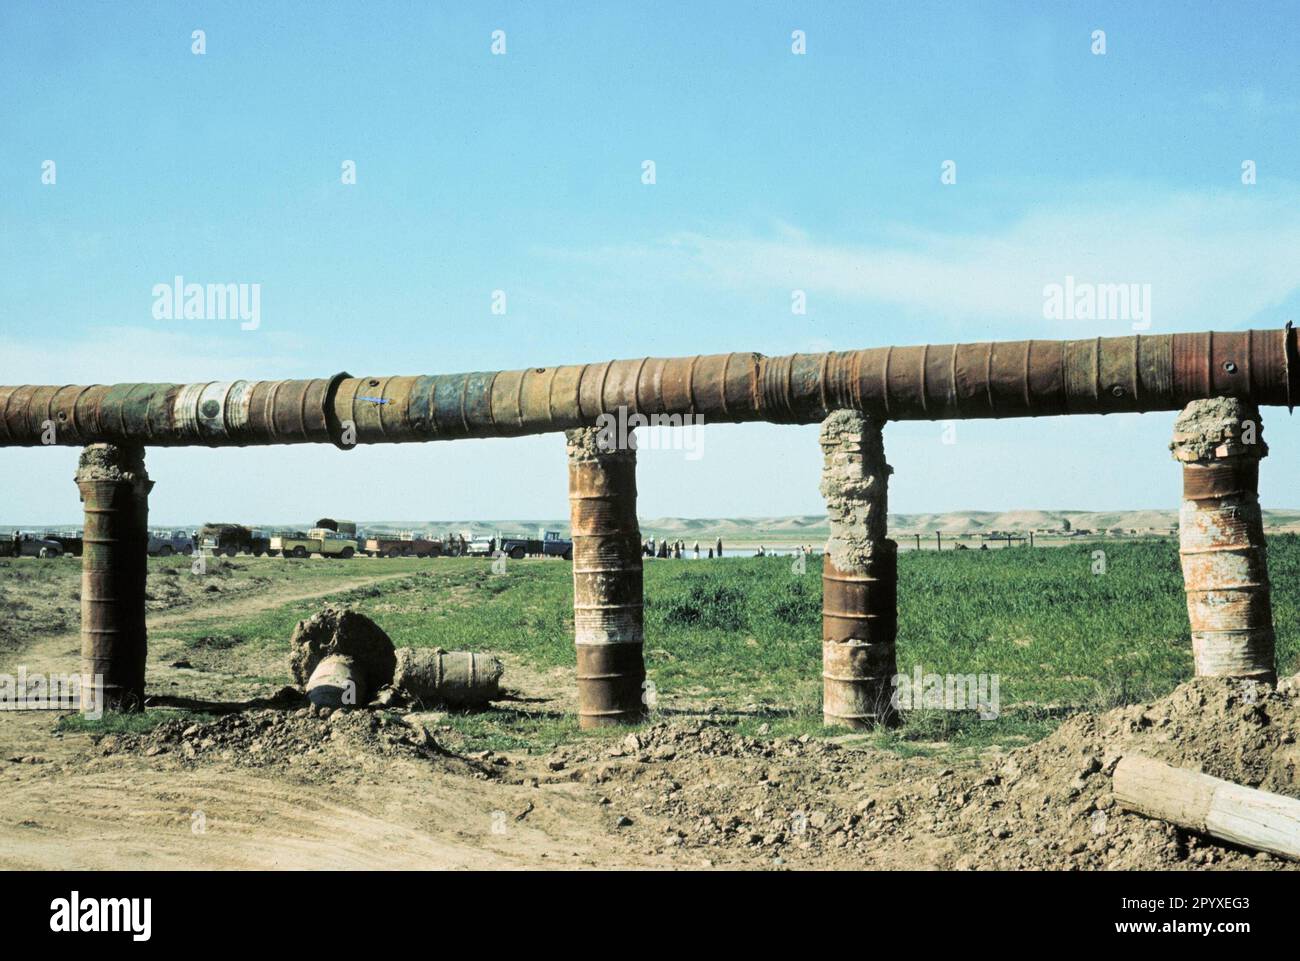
[42, 530, 84, 557]
[469, 529, 573, 560]
[199, 523, 271, 557]
[147, 529, 195, 556]
[272, 528, 358, 559]
[362, 531, 448, 557]
[314, 518, 357, 537]
[1, 531, 66, 558]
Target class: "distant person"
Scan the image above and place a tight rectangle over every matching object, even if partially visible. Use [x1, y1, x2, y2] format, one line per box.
[707, 548, 713, 559]
[715, 536, 723, 558]
[10, 530, 21, 557]
[693, 541, 700, 559]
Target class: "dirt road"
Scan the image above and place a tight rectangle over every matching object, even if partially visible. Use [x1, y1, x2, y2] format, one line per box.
[0, 569, 654, 869]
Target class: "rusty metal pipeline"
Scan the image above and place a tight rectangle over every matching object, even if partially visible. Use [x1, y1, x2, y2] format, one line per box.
[1171, 400, 1276, 683]
[75, 444, 152, 711]
[566, 428, 646, 728]
[1, 327, 1295, 448]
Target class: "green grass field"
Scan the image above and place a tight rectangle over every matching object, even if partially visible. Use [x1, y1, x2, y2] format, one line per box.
[153, 536, 1300, 756]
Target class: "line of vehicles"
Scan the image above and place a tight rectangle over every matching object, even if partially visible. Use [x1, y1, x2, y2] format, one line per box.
[2, 520, 574, 561]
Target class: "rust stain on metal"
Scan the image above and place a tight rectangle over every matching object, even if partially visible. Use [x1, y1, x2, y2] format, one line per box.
[75, 443, 152, 712]
[1, 327, 1295, 448]
[823, 552, 899, 727]
[1172, 399, 1275, 683]
[567, 428, 646, 728]
[820, 411, 898, 729]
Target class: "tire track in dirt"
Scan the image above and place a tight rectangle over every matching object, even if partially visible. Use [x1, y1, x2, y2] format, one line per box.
[0, 751, 641, 869]
[0, 568, 650, 870]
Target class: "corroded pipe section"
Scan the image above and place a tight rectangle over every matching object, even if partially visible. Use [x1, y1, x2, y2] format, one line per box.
[75, 444, 152, 712]
[1171, 399, 1275, 684]
[820, 411, 898, 728]
[393, 647, 504, 707]
[567, 428, 646, 728]
[1, 327, 1295, 447]
[305, 654, 362, 709]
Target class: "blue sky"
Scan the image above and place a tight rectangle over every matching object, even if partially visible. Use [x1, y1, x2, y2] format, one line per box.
[3, 2, 1300, 525]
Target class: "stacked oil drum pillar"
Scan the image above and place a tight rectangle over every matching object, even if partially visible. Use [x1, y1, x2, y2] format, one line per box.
[75, 443, 153, 711]
[566, 428, 646, 727]
[1171, 399, 1276, 684]
[819, 411, 899, 727]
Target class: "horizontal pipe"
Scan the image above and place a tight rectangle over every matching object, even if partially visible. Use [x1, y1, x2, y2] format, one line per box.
[1, 326, 1295, 447]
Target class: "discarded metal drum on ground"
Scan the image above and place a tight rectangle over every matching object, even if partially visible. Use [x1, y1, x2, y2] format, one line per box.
[392, 647, 504, 707]
[306, 655, 363, 708]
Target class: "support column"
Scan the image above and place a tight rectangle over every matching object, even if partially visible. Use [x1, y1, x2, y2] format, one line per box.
[820, 411, 898, 728]
[75, 443, 152, 712]
[566, 428, 646, 727]
[1171, 398, 1275, 684]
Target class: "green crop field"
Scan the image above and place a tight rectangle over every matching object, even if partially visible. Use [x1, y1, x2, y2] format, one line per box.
[149, 535, 1300, 757]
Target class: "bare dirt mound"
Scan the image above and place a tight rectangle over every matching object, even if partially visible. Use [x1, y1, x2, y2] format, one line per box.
[533, 676, 1300, 869]
[68, 676, 1300, 870]
[949, 675, 1300, 870]
[94, 705, 495, 783]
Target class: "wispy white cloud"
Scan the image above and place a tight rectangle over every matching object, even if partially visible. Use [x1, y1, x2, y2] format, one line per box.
[1200, 87, 1299, 117]
[0, 326, 316, 384]
[540, 187, 1300, 337]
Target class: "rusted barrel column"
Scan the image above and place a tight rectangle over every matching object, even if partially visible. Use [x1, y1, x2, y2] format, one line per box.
[820, 410, 898, 728]
[75, 443, 152, 711]
[566, 428, 646, 727]
[1171, 398, 1275, 684]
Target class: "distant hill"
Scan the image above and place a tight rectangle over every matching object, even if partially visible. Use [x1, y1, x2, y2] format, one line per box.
[336, 509, 1300, 543]
[11, 510, 1300, 543]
